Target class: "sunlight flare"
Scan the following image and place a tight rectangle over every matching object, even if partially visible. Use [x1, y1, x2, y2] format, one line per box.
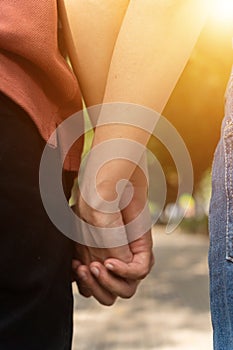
[211, 0, 233, 23]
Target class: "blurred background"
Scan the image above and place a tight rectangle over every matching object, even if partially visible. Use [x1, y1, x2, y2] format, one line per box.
[149, 1, 233, 234]
[72, 2, 233, 349]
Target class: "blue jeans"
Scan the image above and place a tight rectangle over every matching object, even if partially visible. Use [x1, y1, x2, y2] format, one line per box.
[0, 92, 76, 349]
[209, 70, 233, 349]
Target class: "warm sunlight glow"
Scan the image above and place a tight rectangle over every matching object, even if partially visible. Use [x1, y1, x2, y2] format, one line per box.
[211, 0, 233, 23]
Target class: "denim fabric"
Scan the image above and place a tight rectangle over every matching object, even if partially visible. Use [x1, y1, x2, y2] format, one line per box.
[0, 93, 75, 350]
[209, 70, 233, 349]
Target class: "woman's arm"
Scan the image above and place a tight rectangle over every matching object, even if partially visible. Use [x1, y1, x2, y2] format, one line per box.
[101, 0, 210, 111]
[77, 0, 211, 191]
[70, 0, 211, 304]
[73, 0, 210, 110]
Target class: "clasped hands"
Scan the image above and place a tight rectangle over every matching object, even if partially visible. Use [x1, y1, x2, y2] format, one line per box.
[72, 164, 154, 306]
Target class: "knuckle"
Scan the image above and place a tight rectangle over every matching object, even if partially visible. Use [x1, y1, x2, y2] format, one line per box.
[122, 292, 134, 299]
[78, 287, 92, 298]
[81, 292, 92, 298]
[102, 296, 117, 306]
[121, 285, 137, 299]
[138, 253, 155, 279]
[138, 265, 150, 280]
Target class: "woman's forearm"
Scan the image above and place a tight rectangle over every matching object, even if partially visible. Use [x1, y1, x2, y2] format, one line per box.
[101, 0, 210, 111]
[91, 0, 210, 185]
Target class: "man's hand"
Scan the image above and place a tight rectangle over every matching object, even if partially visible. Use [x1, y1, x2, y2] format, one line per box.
[72, 230, 154, 306]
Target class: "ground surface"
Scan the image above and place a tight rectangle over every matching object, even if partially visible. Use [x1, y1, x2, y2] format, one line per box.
[72, 226, 212, 350]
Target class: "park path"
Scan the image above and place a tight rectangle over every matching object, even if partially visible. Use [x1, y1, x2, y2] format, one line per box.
[72, 226, 213, 350]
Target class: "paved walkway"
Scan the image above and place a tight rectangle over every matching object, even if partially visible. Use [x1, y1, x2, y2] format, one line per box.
[72, 226, 213, 350]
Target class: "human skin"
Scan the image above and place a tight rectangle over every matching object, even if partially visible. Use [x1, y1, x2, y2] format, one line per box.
[68, 0, 211, 304]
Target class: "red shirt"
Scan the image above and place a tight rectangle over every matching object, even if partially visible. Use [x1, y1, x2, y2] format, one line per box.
[0, 0, 83, 170]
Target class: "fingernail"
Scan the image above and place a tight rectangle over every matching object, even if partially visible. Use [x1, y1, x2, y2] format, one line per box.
[105, 263, 114, 271]
[91, 267, 100, 278]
